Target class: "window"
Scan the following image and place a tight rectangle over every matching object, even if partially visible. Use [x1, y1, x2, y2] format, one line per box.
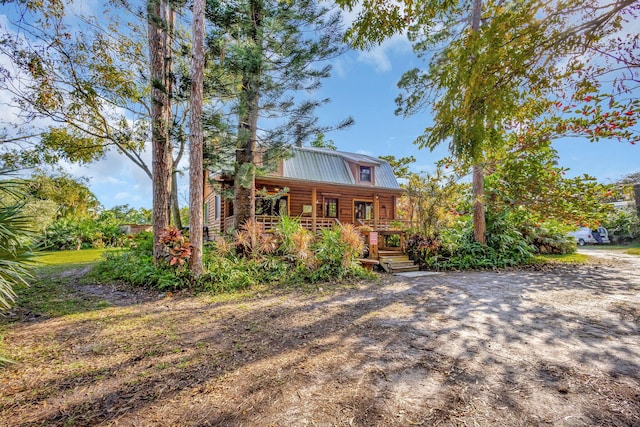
[324, 198, 338, 218]
[354, 201, 373, 220]
[359, 166, 371, 182]
[214, 194, 221, 220]
[256, 195, 289, 216]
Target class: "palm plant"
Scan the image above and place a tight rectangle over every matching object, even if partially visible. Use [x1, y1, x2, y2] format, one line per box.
[0, 174, 33, 312]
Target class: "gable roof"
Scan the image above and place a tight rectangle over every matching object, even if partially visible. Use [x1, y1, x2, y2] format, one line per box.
[278, 146, 401, 190]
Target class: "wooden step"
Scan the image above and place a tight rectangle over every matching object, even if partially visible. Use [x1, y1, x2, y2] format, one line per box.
[379, 256, 410, 263]
[387, 261, 416, 268]
[378, 256, 418, 273]
[378, 250, 404, 256]
[390, 265, 420, 273]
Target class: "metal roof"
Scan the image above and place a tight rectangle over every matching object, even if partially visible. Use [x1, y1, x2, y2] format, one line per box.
[279, 146, 401, 190]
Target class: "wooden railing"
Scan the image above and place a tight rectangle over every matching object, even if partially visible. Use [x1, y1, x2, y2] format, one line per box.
[357, 219, 411, 231]
[223, 215, 340, 232]
[298, 217, 341, 231]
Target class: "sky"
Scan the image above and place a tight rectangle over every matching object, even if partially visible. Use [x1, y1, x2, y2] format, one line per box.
[2, 4, 639, 210]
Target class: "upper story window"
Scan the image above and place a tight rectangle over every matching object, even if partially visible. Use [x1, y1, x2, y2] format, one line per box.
[359, 166, 372, 182]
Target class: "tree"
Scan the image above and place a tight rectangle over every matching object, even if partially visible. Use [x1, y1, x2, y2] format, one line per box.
[147, 0, 174, 261]
[206, 0, 351, 228]
[339, 0, 638, 243]
[484, 147, 616, 227]
[24, 172, 99, 219]
[0, 4, 154, 175]
[189, 0, 205, 275]
[402, 168, 467, 237]
[0, 0, 193, 255]
[378, 155, 416, 180]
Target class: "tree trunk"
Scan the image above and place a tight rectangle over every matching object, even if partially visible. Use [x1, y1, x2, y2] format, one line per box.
[189, 0, 205, 276]
[470, 0, 486, 244]
[148, 0, 173, 263]
[233, 0, 262, 229]
[472, 163, 486, 244]
[171, 170, 182, 229]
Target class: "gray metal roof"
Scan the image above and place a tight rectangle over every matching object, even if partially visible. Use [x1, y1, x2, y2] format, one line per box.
[279, 146, 401, 190]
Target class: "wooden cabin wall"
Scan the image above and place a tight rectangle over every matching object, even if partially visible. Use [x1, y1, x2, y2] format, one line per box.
[256, 180, 399, 224]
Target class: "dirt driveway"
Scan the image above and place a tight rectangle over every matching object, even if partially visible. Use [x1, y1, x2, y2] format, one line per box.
[1, 250, 639, 426]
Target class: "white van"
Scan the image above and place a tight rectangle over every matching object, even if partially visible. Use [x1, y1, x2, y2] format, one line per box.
[567, 227, 610, 246]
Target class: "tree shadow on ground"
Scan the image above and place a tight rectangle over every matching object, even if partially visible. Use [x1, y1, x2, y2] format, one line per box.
[2, 259, 639, 426]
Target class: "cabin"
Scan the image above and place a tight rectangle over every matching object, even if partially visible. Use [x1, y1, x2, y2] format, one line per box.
[204, 146, 416, 271]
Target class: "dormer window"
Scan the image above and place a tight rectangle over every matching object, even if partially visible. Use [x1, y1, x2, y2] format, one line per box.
[359, 166, 371, 182]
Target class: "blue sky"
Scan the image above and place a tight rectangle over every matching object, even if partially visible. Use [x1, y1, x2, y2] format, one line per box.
[2, 6, 638, 210]
[81, 29, 639, 210]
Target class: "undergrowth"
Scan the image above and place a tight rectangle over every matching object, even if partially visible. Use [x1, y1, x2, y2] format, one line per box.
[93, 221, 373, 294]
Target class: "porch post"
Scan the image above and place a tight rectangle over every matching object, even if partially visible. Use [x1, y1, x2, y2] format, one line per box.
[312, 186, 317, 232]
[373, 193, 379, 229]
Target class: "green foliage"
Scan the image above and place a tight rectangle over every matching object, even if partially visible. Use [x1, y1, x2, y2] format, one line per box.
[103, 205, 152, 224]
[402, 167, 467, 237]
[603, 209, 640, 243]
[409, 212, 535, 270]
[200, 251, 272, 293]
[96, 221, 370, 293]
[25, 172, 99, 220]
[0, 204, 34, 311]
[0, 176, 34, 311]
[38, 213, 126, 251]
[92, 233, 189, 291]
[272, 215, 313, 263]
[311, 224, 365, 281]
[520, 220, 576, 255]
[485, 145, 615, 226]
[310, 133, 337, 150]
[378, 155, 416, 180]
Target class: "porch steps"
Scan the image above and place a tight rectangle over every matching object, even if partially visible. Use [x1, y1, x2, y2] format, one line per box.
[378, 254, 419, 274]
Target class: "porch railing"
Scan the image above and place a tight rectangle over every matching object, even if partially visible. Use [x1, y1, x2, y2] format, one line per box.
[223, 215, 340, 232]
[357, 219, 411, 231]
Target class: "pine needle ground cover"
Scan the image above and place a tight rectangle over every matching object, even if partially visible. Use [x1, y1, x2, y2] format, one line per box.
[1, 250, 639, 425]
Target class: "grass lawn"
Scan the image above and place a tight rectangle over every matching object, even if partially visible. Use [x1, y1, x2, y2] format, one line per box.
[6, 249, 118, 320]
[33, 248, 115, 266]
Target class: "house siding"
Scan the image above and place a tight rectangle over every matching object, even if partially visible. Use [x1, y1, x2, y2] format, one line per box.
[256, 179, 398, 224]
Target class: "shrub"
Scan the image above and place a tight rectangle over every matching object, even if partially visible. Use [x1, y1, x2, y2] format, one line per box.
[603, 209, 640, 243]
[273, 215, 313, 264]
[234, 219, 277, 258]
[158, 226, 192, 268]
[521, 220, 576, 254]
[96, 222, 372, 294]
[92, 232, 189, 290]
[311, 224, 366, 281]
[411, 212, 535, 270]
[39, 215, 128, 250]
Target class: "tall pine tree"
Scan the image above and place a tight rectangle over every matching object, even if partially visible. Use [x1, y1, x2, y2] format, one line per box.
[206, 0, 351, 228]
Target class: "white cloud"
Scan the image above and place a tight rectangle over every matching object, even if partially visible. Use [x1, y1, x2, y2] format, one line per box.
[355, 34, 412, 73]
[333, 3, 412, 73]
